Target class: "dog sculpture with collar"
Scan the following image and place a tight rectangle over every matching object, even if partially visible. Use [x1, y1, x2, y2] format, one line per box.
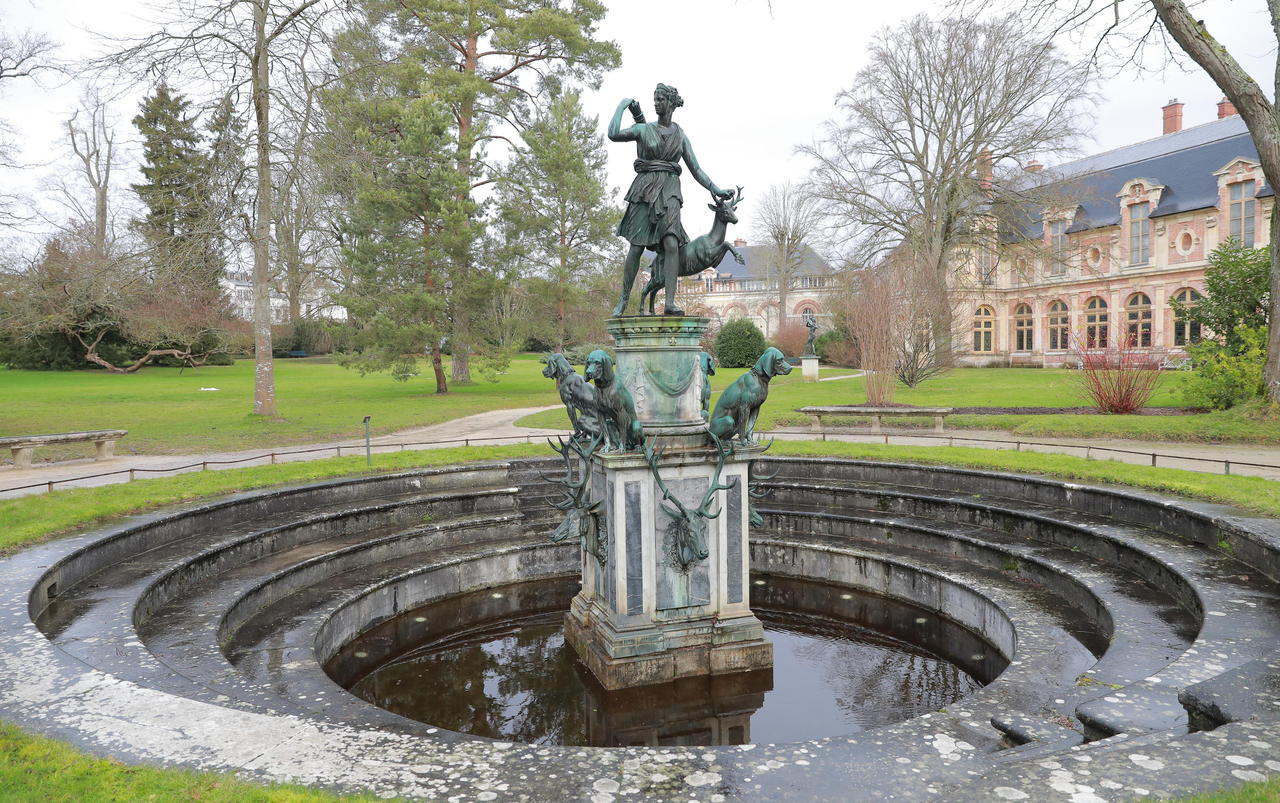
[542, 353, 599, 441]
[708, 347, 791, 445]
[584, 349, 644, 451]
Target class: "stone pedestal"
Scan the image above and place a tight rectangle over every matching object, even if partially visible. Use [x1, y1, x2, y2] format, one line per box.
[606, 316, 709, 449]
[564, 447, 772, 690]
[563, 316, 772, 691]
[802, 356, 819, 382]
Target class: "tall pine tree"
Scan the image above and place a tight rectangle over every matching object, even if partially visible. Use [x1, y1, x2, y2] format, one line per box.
[131, 82, 223, 292]
[495, 91, 618, 352]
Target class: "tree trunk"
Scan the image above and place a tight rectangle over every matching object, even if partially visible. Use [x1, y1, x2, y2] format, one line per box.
[448, 31, 480, 385]
[1150, 0, 1280, 400]
[424, 220, 447, 394]
[250, 0, 278, 416]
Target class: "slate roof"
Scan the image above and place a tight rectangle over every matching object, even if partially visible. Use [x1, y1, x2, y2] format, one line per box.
[705, 243, 832, 279]
[1032, 115, 1269, 238]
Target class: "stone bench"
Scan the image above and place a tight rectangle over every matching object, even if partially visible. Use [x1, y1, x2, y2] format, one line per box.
[0, 429, 128, 469]
[799, 405, 953, 434]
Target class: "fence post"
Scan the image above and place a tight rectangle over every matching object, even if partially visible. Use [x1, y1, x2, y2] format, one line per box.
[46, 480, 54, 493]
[129, 469, 135, 481]
[1015, 441, 1021, 452]
[1085, 446, 1092, 460]
[1151, 453, 1157, 467]
[202, 461, 208, 471]
[1224, 460, 1231, 475]
[948, 437, 954, 447]
[270, 452, 277, 465]
[883, 434, 889, 445]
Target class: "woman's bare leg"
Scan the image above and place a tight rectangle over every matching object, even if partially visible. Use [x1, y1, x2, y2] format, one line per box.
[613, 243, 646, 317]
[661, 233, 683, 315]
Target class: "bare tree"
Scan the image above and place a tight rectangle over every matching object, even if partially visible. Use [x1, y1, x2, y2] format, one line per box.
[755, 181, 822, 328]
[966, 0, 1280, 401]
[0, 28, 58, 225]
[97, 0, 332, 416]
[802, 14, 1094, 364]
[841, 269, 896, 405]
[64, 96, 116, 262]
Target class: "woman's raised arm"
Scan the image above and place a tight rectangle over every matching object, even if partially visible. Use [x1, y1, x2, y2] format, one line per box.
[608, 98, 641, 142]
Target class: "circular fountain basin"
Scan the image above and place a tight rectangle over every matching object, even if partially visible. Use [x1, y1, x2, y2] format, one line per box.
[327, 575, 999, 746]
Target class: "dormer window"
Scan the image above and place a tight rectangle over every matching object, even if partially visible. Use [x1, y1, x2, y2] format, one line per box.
[1229, 179, 1256, 247]
[1129, 201, 1150, 265]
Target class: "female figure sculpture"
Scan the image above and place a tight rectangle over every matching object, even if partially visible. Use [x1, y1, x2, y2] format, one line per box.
[609, 83, 733, 316]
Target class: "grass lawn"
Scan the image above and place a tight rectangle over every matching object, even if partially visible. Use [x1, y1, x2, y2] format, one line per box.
[0, 355, 560, 457]
[519, 368, 1280, 444]
[3, 441, 1280, 800]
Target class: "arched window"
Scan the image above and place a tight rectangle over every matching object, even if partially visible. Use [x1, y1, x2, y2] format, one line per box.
[973, 306, 995, 353]
[1085, 296, 1109, 349]
[1047, 301, 1069, 351]
[1014, 303, 1034, 351]
[1126, 293, 1152, 347]
[1172, 288, 1203, 347]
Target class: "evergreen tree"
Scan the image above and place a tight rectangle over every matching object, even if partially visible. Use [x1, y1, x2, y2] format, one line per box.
[131, 82, 222, 291]
[327, 68, 472, 394]
[373, 0, 620, 382]
[495, 91, 619, 352]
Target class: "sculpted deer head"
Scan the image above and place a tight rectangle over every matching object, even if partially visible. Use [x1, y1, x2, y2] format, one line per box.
[706, 185, 745, 224]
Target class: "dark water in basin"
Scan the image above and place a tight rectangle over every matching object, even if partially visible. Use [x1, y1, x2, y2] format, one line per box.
[326, 575, 1003, 746]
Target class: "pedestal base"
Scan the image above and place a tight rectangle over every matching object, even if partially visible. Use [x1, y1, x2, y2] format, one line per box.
[565, 593, 773, 690]
[802, 356, 819, 382]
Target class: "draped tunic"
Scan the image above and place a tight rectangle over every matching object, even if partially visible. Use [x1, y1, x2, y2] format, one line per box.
[616, 122, 689, 248]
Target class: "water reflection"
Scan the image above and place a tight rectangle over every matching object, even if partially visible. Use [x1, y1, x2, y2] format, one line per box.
[327, 576, 999, 747]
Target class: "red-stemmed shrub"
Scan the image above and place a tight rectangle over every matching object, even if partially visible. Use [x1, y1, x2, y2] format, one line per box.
[1071, 336, 1166, 414]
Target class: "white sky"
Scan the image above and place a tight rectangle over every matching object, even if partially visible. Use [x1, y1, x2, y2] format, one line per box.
[2, 0, 1277, 245]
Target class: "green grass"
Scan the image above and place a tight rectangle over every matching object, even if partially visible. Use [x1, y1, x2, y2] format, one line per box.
[3, 441, 1280, 800]
[521, 367, 1280, 445]
[1176, 779, 1280, 802]
[0, 721, 388, 802]
[0, 355, 560, 457]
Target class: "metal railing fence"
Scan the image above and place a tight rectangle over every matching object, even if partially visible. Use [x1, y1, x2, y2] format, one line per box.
[3, 428, 1279, 497]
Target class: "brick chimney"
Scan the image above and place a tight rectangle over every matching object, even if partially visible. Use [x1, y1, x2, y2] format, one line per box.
[1218, 96, 1238, 119]
[1024, 159, 1043, 173]
[1163, 99, 1184, 134]
[976, 149, 993, 192]
[733, 238, 747, 247]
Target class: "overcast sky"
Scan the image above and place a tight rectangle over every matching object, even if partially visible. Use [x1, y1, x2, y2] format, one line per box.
[2, 0, 1276, 245]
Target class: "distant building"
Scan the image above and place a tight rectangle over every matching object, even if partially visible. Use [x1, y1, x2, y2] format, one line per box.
[676, 239, 839, 338]
[220, 271, 348, 323]
[954, 98, 1267, 366]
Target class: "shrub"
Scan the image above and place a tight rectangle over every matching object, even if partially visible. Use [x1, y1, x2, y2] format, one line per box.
[1072, 339, 1165, 414]
[563, 343, 613, 365]
[715, 318, 767, 368]
[1183, 326, 1266, 410]
[769, 322, 809, 358]
[815, 329, 859, 367]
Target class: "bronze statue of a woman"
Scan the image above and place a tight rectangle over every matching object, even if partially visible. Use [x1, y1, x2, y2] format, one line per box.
[609, 83, 733, 317]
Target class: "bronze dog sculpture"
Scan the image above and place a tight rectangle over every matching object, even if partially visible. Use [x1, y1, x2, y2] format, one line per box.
[708, 347, 791, 445]
[542, 353, 599, 441]
[584, 349, 644, 451]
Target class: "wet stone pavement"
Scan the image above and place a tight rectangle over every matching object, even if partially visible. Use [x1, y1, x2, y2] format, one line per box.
[2, 458, 1280, 800]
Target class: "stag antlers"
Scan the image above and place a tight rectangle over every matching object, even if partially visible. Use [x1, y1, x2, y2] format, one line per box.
[643, 434, 735, 570]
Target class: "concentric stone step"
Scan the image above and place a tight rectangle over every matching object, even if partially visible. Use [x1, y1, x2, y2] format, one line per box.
[4, 456, 1280, 801]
